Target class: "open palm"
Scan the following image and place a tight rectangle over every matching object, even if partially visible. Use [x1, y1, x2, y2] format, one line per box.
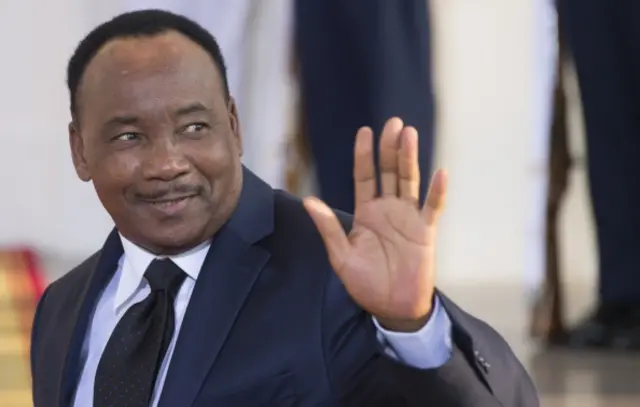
[304, 118, 447, 328]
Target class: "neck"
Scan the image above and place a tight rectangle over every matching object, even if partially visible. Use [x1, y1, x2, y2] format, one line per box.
[119, 233, 212, 257]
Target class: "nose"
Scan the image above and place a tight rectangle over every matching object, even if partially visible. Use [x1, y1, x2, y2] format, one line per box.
[142, 138, 191, 181]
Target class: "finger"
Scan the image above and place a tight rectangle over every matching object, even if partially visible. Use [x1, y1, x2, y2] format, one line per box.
[353, 127, 376, 206]
[379, 117, 403, 196]
[398, 126, 420, 206]
[421, 169, 448, 225]
[303, 197, 351, 271]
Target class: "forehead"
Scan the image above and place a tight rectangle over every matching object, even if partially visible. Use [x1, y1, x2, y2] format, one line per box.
[77, 31, 225, 119]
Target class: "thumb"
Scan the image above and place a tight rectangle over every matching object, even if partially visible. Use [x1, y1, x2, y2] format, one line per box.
[303, 197, 351, 271]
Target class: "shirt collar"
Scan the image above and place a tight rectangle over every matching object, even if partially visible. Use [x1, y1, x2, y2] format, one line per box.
[114, 233, 211, 314]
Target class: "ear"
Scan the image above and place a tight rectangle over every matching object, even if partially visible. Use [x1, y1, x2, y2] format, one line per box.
[227, 97, 243, 156]
[69, 121, 91, 182]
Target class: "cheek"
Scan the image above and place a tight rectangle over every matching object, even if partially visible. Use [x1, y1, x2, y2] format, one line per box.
[90, 154, 140, 196]
[189, 139, 239, 180]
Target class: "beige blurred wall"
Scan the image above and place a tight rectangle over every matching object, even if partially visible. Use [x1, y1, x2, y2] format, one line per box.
[431, 0, 595, 295]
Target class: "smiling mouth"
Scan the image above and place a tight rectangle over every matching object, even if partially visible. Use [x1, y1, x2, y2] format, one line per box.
[142, 193, 197, 204]
[140, 195, 198, 215]
[150, 196, 191, 205]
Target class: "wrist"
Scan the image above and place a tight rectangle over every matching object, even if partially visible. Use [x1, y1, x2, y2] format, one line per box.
[376, 308, 434, 333]
[375, 294, 436, 333]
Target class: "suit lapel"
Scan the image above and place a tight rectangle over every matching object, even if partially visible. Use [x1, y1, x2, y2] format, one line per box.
[57, 230, 123, 407]
[158, 168, 275, 407]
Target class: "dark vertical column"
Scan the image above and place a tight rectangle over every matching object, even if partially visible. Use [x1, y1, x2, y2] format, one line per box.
[295, 0, 435, 213]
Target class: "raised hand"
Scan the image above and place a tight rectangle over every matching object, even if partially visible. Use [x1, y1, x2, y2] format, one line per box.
[303, 117, 447, 332]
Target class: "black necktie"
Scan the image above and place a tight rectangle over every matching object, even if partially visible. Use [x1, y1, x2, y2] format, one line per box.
[94, 258, 186, 407]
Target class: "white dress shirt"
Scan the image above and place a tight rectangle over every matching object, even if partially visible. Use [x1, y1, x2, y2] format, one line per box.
[72, 234, 452, 407]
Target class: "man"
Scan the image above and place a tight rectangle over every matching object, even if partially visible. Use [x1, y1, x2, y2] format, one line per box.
[30, 10, 538, 406]
[555, 0, 640, 350]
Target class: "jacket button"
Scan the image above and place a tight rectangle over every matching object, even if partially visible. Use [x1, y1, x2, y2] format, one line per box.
[474, 350, 490, 371]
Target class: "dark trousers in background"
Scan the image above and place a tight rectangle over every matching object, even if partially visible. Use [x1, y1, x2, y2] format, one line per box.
[295, 0, 435, 213]
[559, 0, 640, 304]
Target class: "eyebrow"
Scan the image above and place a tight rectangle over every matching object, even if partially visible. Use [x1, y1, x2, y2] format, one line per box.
[175, 102, 209, 117]
[101, 114, 139, 133]
[102, 102, 210, 130]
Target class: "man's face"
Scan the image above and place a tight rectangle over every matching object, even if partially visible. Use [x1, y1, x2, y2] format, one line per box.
[70, 31, 243, 254]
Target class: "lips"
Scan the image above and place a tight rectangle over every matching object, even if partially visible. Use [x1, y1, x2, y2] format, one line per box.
[141, 194, 198, 216]
[151, 196, 189, 206]
[145, 194, 196, 204]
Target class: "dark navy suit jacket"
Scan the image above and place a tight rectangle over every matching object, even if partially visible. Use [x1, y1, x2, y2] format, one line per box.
[31, 169, 538, 406]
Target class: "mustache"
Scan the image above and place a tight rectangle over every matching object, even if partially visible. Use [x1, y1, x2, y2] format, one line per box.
[134, 184, 204, 201]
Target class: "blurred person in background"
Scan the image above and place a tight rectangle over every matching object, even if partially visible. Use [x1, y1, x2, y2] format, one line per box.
[293, 0, 435, 213]
[30, 10, 538, 407]
[555, 0, 640, 350]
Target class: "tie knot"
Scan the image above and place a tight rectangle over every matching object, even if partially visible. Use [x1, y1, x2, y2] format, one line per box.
[144, 258, 186, 295]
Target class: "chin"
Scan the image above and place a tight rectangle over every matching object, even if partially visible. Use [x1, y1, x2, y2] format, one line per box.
[139, 222, 210, 255]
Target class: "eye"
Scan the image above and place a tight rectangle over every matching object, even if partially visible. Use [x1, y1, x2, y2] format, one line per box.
[183, 123, 208, 133]
[113, 132, 140, 142]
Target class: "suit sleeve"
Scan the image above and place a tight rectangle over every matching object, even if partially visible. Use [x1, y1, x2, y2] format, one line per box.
[30, 286, 49, 397]
[320, 269, 539, 406]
